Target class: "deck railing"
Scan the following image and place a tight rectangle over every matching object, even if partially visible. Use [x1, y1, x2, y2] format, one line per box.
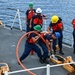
[4, 62, 75, 75]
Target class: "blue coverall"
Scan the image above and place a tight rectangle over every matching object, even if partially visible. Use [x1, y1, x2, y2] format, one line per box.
[20, 33, 42, 61]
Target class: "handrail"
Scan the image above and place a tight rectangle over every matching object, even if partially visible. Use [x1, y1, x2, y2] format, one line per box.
[4, 62, 75, 75]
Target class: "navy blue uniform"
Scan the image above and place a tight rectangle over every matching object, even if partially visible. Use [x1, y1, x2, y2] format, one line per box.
[20, 33, 42, 61]
[49, 17, 64, 54]
[38, 33, 53, 60]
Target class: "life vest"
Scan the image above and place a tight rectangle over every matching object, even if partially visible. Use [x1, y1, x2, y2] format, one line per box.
[33, 15, 43, 25]
[28, 38, 35, 44]
[40, 33, 47, 42]
[52, 22, 63, 31]
[27, 34, 35, 44]
[40, 33, 45, 37]
[27, 9, 35, 20]
[72, 19, 75, 29]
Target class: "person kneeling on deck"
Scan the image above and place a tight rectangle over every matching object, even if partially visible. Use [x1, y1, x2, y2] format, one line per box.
[19, 25, 43, 63]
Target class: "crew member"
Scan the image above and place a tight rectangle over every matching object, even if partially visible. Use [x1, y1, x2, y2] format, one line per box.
[71, 19, 75, 54]
[30, 8, 46, 31]
[19, 25, 43, 63]
[47, 15, 64, 55]
[26, 2, 36, 32]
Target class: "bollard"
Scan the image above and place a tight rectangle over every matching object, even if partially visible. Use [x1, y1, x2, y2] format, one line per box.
[4, 71, 8, 75]
[47, 64, 50, 75]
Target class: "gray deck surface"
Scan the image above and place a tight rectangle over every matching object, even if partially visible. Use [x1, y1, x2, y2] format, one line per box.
[0, 26, 75, 75]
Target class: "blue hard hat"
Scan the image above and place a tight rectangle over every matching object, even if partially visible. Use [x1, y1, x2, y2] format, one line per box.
[55, 32, 60, 38]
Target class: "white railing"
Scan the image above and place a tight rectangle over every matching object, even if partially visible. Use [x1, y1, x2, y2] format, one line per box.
[4, 62, 75, 75]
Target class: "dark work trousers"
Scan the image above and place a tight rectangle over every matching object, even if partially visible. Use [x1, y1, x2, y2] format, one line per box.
[20, 42, 42, 61]
[73, 30, 75, 51]
[38, 40, 49, 60]
[53, 30, 63, 54]
[26, 20, 33, 32]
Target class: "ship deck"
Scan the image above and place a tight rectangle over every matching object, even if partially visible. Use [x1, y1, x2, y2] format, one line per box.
[0, 26, 75, 75]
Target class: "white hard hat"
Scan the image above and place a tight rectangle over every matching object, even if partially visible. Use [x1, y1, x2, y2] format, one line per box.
[36, 8, 42, 13]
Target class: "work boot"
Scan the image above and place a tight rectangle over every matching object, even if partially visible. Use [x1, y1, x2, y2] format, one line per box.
[39, 58, 44, 64]
[59, 52, 64, 55]
[43, 58, 50, 64]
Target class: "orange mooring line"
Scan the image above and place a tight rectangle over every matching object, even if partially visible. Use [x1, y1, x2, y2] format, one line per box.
[16, 31, 46, 75]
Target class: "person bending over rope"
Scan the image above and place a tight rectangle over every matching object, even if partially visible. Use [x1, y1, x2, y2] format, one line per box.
[38, 31, 60, 63]
[40, 31, 60, 55]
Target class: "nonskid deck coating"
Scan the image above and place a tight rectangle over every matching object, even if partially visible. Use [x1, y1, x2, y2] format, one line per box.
[0, 27, 75, 75]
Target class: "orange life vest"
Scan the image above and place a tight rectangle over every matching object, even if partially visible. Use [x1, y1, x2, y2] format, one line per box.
[27, 10, 35, 20]
[52, 22, 63, 31]
[72, 19, 75, 29]
[27, 34, 35, 44]
[40, 33, 45, 37]
[33, 17, 43, 25]
[28, 38, 35, 44]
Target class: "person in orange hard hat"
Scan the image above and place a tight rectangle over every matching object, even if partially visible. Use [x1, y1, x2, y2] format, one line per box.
[26, 2, 36, 32]
[47, 15, 64, 55]
[71, 19, 75, 54]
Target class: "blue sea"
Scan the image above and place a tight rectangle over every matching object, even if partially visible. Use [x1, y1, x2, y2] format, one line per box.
[0, 0, 75, 45]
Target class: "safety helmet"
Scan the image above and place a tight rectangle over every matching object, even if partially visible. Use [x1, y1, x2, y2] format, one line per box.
[34, 25, 42, 32]
[36, 8, 42, 13]
[51, 15, 59, 23]
[55, 32, 60, 38]
[29, 2, 33, 7]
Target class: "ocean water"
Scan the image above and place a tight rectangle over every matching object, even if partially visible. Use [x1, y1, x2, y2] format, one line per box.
[0, 0, 75, 45]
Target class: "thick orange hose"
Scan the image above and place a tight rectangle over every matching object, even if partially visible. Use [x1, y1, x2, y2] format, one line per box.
[16, 31, 46, 75]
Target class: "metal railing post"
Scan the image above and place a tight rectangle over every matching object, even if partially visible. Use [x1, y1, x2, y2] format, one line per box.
[47, 64, 50, 75]
[4, 71, 8, 75]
